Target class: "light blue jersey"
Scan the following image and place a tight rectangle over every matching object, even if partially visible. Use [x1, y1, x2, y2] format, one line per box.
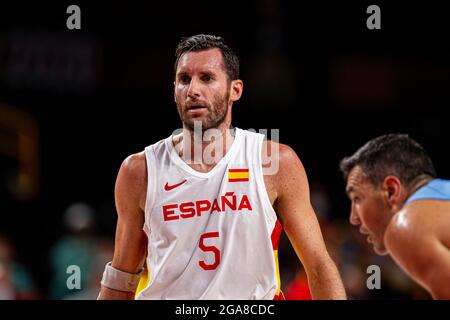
[404, 179, 450, 206]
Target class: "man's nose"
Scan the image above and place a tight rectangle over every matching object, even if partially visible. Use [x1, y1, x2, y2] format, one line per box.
[187, 78, 201, 99]
[349, 207, 360, 226]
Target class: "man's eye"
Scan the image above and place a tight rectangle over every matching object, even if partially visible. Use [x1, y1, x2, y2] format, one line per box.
[180, 76, 190, 84]
[202, 75, 212, 82]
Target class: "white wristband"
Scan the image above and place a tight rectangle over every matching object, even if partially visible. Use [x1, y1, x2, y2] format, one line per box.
[100, 261, 144, 293]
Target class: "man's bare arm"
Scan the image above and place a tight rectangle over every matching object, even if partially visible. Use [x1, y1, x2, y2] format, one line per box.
[98, 152, 148, 300]
[386, 201, 450, 299]
[273, 144, 346, 300]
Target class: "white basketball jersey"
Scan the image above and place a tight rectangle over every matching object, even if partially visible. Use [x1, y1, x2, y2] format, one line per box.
[135, 128, 284, 300]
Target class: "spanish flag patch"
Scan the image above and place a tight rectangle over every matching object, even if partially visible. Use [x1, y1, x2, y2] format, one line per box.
[228, 168, 249, 182]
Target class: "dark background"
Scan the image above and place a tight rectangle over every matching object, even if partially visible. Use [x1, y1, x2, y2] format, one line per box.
[1, 0, 449, 299]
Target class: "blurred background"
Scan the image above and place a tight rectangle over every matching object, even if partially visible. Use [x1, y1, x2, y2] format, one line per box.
[0, 0, 449, 299]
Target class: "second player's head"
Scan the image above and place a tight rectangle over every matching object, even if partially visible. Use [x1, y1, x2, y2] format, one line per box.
[339, 134, 436, 255]
[173, 34, 243, 132]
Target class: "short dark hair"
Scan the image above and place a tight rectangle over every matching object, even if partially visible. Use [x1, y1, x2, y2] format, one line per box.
[174, 34, 240, 81]
[339, 134, 436, 187]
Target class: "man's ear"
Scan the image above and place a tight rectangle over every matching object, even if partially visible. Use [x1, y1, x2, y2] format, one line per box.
[230, 79, 243, 102]
[382, 176, 402, 208]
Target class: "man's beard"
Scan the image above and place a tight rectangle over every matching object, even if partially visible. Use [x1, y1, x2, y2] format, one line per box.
[177, 90, 230, 132]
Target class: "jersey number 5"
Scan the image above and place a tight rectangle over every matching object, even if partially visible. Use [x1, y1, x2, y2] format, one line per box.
[198, 232, 220, 270]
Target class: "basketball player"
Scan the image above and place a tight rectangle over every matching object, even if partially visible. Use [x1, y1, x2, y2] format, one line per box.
[340, 134, 450, 299]
[98, 34, 346, 300]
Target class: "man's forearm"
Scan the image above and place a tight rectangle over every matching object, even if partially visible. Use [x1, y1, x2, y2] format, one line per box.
[306, 262, 347, 300]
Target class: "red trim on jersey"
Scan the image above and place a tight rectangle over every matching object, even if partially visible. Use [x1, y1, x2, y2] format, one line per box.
[271, 219, 285, 300]
[228, 169, 249, 172]
[273, 291, 286, 300]
[228, 178, 249, 182]
[270, 219, 283, 250]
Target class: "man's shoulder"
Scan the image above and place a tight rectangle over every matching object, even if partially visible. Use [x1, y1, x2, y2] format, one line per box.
[261, 140, 299, 159]
[404, 199, 450, 243]
[261, 141, 309, 194]
[120, 151, 147, 183]
[262, 141, 303, 171]
[383, 209, 424, 270]
[116, 151, 148, 210]
[385, 203, 438, 251]
[385, 200, 450, 292]
[398, 199, 450, 228]
[123, 151, 146, 169]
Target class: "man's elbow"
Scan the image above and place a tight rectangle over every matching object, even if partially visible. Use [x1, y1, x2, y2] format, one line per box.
[305, 256, 347, 299]
[428, 277, 450, 299]
[430, 286, 450, 300]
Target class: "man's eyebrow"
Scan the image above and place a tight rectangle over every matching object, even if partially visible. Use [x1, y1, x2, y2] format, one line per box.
[176, 71, 189, 77]
[199, 70, 216, 76]
[176, 70, 216, 77]
[345, 186, 354, 195]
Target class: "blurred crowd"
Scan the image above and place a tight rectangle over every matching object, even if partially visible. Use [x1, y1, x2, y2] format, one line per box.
[0, 202, 113, 300]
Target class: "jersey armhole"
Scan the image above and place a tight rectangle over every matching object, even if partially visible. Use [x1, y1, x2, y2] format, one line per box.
[255, 135, 278, 226]
[143, 145, 157, 235]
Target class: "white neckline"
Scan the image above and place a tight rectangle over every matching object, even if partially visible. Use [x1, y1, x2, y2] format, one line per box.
[165, 127, 243, 179]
